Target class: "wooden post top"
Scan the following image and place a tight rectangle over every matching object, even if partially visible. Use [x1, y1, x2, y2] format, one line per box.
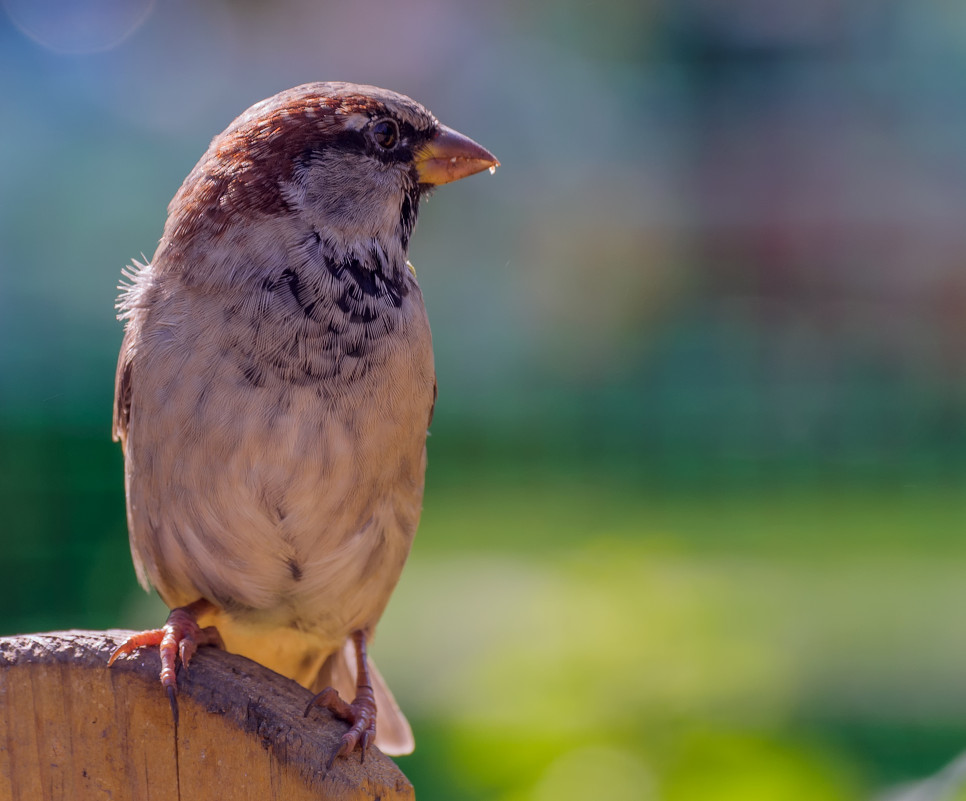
[0, 630, 414, 801]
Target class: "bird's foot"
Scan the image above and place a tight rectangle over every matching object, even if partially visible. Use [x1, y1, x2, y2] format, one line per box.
[305, 685, 377, 766]
[304, 629, 378, 766]
[107, 599, 224, 723]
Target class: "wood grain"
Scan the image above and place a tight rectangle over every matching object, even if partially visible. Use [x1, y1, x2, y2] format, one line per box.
[0, 631, 413, 801]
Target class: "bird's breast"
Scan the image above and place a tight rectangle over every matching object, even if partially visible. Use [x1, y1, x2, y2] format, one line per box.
[125, 255, 435, 646]
[223, 243, 417, 390]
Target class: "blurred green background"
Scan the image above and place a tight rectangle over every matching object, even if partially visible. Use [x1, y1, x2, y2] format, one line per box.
[2, 2, 966, 799]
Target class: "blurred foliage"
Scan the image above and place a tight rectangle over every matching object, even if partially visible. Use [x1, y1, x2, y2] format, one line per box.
[2, 1, 966, 800]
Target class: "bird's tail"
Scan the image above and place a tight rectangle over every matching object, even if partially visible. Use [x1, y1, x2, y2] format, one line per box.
[314, 638, 415, 756]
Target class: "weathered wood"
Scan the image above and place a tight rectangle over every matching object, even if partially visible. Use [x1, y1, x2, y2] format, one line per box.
[0, 630, 414, 801]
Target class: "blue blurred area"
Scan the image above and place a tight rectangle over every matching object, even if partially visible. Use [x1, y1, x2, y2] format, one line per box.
[1, 2, 966, 799]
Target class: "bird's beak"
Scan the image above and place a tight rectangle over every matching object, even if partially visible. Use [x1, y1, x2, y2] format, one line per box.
[415, 124, 499, 186]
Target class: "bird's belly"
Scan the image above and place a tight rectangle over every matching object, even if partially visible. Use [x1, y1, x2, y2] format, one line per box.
[125, 312, 433, 653]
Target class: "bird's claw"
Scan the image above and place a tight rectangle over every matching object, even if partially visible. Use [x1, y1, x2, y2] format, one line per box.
[107, 600, 223, 723]
[305, 684, 377, 765]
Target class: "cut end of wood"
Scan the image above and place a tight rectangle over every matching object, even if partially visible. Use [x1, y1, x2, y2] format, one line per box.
[0, 630, 414, 801]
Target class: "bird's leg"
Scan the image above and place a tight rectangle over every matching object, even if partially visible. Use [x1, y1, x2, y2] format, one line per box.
[304, 630, 377, 764]
[107, 598, 224, 723]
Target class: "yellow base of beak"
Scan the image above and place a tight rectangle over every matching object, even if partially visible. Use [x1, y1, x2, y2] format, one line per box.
[415, 124, 499, 185]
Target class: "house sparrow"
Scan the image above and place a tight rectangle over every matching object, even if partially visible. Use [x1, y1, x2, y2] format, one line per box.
[107, 82, 498, 760]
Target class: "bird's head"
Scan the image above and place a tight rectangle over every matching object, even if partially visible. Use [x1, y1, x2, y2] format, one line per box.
[163, 82, 498, 274]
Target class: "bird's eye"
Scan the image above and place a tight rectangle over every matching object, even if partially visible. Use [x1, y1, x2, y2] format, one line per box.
[371, 119, 399, 149]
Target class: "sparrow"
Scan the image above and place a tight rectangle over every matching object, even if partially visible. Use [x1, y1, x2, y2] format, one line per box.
[107, 82, 498, 760]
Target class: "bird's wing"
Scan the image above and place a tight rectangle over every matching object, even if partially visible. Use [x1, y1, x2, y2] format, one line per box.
[428, 376, 438, 428]
[113, 326, 156, 594]
[113, 329, 134, 445]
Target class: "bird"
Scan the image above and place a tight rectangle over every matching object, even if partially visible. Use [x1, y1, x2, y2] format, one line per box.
[106, 82, 498, 761]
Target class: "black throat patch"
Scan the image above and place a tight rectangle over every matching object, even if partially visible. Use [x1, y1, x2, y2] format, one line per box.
[238, 234, 415, 389]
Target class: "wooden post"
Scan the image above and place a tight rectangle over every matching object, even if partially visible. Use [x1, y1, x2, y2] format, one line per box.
[0, 631, 414, 801]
